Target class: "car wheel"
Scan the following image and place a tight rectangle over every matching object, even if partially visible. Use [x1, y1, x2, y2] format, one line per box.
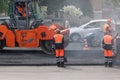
[70, 33, 83, 42]
[91, 37, 101, 47]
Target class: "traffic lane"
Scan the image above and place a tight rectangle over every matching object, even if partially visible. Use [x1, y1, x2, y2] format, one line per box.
[0, 66, 120, 80]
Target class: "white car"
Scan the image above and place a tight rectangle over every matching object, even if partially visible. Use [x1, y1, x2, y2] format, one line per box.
[69, 19, 107, 42]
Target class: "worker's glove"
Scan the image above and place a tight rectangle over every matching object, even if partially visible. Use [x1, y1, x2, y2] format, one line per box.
[52, 44, 55, 51]
[102, 44, 105, 49]
[64, 57, 68, 62]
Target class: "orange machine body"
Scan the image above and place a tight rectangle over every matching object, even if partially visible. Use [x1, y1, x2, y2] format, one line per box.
[0, 24, 57, 48]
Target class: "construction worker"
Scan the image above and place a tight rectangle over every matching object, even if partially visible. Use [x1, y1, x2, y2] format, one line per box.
[102, 31, 114, 67]
[52, 29, 65, 67]
[65, 19, 70, 28]
[17, 2, 26, 17]
[103, 18, 112, 35]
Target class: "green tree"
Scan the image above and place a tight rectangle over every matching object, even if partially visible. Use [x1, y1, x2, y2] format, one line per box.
[0, 0, 7, 13]
[61, 5, 83, 26]
[34, 3, 48, 19]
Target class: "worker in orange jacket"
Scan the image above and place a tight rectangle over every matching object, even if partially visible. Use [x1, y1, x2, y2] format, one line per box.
[103, 19, 112, 35]
[17, 2, 26, 17]
[102, 31, 113, 67]
[52, 29, 65, 67]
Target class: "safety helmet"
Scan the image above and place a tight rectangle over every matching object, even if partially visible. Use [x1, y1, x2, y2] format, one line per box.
[55, 29, 60, 34]
[107, 18, 111, 23]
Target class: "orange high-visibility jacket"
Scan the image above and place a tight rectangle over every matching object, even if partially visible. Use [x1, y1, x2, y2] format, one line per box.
[54, 34, 63, 43]
[53, 34, 64, 49]
[104, 35, 113, 44]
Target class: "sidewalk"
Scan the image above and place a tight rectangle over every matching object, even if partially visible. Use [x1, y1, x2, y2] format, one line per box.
[0, 66, 119, 80]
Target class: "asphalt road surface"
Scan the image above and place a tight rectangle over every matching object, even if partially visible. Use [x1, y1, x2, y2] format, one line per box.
[0, 42, 104, 65]
[0, 66, 120, 80]
[1, 42, 119, 66]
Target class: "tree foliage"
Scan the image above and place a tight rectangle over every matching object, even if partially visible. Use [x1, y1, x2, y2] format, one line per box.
[61, 5, 83, 26]
[61, 5, 83, 18]
[0, 0, 7, 13]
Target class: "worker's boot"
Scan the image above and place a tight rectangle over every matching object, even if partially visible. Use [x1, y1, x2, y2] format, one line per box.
[108, 57, 113, 67]
[57, 62, 60, 67]
[56, 57, 60, 67]
[109, 62, 113, 67]
[60, 61, 64, 67]
[60, 57, 65, 67]
[105, 62, 108, 67]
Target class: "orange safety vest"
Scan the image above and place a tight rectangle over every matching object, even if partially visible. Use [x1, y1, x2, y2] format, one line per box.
[104, 35, 113, 44]
[54, 34, 63, 43]
[103, 35, 113, 57]
[103, 23, 112, 33]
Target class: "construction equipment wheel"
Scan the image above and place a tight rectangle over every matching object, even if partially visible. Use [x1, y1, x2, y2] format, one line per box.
[40, 40, 54, 55]
[0, 40, 4, 51]
[40, 40, 69, 55]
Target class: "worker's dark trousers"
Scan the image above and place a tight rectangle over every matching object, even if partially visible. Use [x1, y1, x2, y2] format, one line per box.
[105, 57, 113, 67]
[56, 56, 65, 67]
